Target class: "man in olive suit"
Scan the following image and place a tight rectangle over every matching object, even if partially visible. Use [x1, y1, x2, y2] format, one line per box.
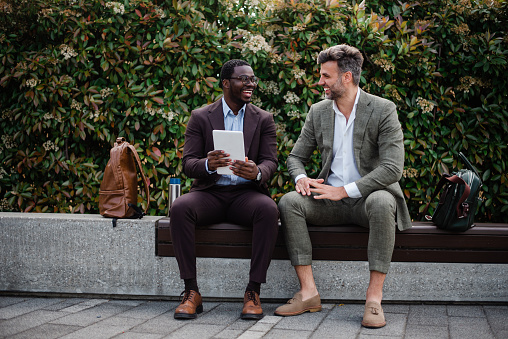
[274, 45, 411, 328]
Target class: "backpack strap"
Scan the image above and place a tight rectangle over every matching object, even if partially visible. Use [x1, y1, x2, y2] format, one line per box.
[127, 144, 150, 214]
[421, 174, 471, 220]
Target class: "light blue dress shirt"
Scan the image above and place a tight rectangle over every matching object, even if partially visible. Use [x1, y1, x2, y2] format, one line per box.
[206, 98, 250, 186]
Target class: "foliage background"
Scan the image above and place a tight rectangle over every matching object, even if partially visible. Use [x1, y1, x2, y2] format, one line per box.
[0, 0, 507, 222]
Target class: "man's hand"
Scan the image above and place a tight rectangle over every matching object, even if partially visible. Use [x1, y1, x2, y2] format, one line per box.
[207, 150, 231, 172]
[295, 177, 325, 196]
[309, 181, 349, 201]
[231, 157, 258, 180]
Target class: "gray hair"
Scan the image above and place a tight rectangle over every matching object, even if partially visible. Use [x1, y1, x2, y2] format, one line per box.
[317, 45, 364, 86]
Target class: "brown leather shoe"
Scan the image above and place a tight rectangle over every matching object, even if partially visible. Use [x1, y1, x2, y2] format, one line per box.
[174, 290, 203, 320]
[241, 290, 264, 320]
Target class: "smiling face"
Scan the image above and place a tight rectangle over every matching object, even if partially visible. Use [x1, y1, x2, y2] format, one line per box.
[318, 60, 346, 101]
[223, 65, 257, 110]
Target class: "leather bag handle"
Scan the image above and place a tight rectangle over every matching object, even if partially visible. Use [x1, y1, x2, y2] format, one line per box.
[421, 174, 471, 220]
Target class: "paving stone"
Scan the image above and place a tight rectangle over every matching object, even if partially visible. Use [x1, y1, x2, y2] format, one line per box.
[274, 307, 329, 331]
[117, 301, 176, 320]
[248, 321, 276, 333]
[95, 315, 147, 328]
[449, 316, 495, 339]
[447, 305, 485, 317]
[324, 303, 364, 321]
[407, 305, 449, 326]
[162, 323, 226, 339]
[49, 302, 132, 327]
[0, 297, 27, 308]
[264, 328, 313, 338]
[404, 325, 449, 339]
[193, 301, 242, 325]
[42, 298, 90, 311]
[115, 333, 164, 339]
[59, 324, 127, 339]
[8, 323, 82, 339]
[0, 310, 67, 337]
[382, 303, 410, 314]
[258, 315, 282, 324]
[226, 318, 258, 331]
[0, 298, 64, 320]
[129, 312, 185, 335]
[310, 319, 360, 339]
[59, 299, 109, 313]
[214, 328, 246, 338]
[109, 300, 146, 307]
[237, 330, 265, 339]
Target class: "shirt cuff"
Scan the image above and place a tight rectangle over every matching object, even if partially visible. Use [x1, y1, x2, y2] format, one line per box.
[344, 182, 362, 198]
[295, 174, 307, 184]
[205, 159, 216, 174]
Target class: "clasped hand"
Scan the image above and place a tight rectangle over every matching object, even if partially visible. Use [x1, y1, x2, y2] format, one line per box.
[207, 150, 258, 180]
[296, 177, 348, 201]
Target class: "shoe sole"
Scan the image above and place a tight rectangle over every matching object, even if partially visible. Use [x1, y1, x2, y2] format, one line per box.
[174, 304, 203, 320]
[240, 312, 264, 320]
[274, 305, 322, 317]
[361, 321, 386, 328]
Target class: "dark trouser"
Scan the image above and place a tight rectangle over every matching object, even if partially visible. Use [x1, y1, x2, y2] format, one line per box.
[169, 184, 279, 283]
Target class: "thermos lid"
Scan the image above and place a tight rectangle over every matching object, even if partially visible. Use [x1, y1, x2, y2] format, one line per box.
[170, 178, 181, 184]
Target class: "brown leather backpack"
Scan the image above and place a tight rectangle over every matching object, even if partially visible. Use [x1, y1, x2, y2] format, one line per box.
[99, 137, 150, 226]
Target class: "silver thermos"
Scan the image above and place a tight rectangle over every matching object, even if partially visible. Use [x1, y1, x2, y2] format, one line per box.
[168, 178, 181, 216]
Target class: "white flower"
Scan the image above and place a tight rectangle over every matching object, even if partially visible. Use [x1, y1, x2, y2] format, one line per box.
[284, 91, 300, 104]
[259, 81, 281, 95]
[416, 97, 435, 114]
[101, 88, 113, 99]
[292, 69, 305, 79]
[105, 2, 125, 15]
[26, 78, 40, 88]
[59, 44, 78, 60]
[243, 34, 271, 54]
[43, 140, 59, 152]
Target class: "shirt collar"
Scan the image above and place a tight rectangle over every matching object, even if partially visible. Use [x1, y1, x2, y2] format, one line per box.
[222, 97, 246, 118]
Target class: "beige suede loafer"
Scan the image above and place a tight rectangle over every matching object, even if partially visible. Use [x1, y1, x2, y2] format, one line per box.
[361, 301, 386, 328]
[274, 292, 322, 316]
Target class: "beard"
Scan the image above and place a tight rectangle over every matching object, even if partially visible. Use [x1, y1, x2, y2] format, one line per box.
[325, 77, 346, 101]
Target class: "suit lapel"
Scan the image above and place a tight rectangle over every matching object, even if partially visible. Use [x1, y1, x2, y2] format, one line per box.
[353, 89, 373, 171]
[243, 104, 259, 155]
[207, 100, 225, 131]
[320, 101, 335, 166]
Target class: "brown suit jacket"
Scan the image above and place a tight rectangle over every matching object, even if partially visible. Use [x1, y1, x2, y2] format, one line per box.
[182, 99, 277, 196]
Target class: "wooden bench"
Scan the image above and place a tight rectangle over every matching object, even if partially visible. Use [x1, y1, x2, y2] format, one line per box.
[155, 218, 508, 264]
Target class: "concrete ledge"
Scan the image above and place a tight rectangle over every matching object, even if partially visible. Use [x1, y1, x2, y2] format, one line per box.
[1, 212, 507, 302]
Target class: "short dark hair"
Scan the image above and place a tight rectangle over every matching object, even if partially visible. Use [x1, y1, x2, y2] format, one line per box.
[317, 45, 364, 86]
[220, 59, 251, 86]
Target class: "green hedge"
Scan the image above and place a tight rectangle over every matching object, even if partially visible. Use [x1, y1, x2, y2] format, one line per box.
[1, 0, 507, 222]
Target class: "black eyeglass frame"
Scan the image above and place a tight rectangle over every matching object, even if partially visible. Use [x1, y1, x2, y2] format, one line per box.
[228, 75, 259, 85]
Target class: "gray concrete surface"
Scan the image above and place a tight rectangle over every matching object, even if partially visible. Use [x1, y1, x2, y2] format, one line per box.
[1, 212, 508, 302]
[0, 296, 507, 338]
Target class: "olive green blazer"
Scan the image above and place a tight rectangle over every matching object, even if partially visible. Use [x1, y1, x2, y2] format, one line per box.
[287, 89, 412, 231]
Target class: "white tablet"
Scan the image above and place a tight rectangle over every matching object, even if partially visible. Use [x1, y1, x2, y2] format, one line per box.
[212, 130, 246, 175]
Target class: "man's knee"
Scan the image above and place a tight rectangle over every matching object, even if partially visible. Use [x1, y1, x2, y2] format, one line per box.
[365, 190, 396, 213]
[278, 191, 303, 215]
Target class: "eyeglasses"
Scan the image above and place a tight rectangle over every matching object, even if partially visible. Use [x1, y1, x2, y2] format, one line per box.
[229, 75, 259, 85]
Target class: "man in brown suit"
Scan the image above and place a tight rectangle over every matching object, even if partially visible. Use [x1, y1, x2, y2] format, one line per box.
[170, 59, 279, 320]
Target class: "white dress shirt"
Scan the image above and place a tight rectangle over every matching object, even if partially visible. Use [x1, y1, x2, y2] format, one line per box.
[295, 87, 362, 198]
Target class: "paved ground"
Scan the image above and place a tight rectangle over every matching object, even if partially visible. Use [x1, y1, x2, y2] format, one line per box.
[0, 296, 507, 338]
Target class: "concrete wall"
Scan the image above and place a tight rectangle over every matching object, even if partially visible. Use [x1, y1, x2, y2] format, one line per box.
[1, 212, 507, 302]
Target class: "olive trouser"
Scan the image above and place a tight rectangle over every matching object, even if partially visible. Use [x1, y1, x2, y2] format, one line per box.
[278, 190, 396, 274]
